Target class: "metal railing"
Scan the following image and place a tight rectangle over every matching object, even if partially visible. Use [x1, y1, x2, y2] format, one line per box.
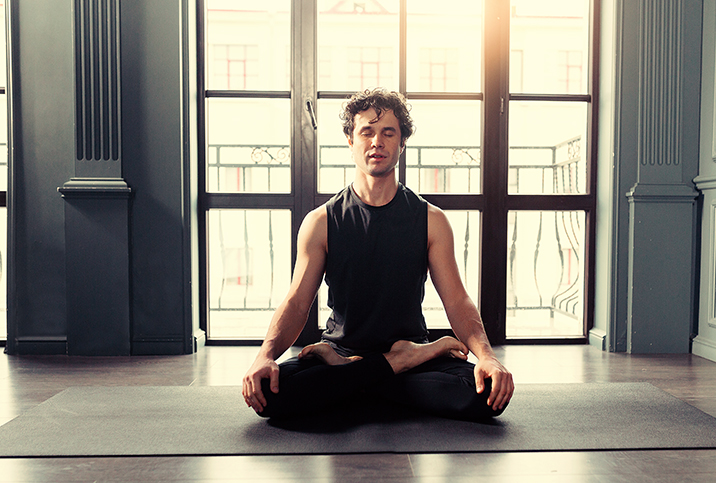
[207, 137, 584, 329]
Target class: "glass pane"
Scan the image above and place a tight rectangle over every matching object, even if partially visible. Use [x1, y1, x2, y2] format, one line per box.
[317, 98, 352, 194]
[508, 101, 587, 194]
[207, 98, 290, 193]
[318, 210, 480, 331]
[0, 4, 6, 341]
[424, 210, 481, 328]
[0, 5, 5, 89]
[509, 0, 590, 95]
[318, 0, 399, 92]
[406, 0, 482, 93]
[205, 0, 290, 91]
[208, 209, 292, 339]
[407, 100, 482, 194]
[0, 95, 7, 192]
[506, 210, 585, 338]
[0, 209, 5, 340]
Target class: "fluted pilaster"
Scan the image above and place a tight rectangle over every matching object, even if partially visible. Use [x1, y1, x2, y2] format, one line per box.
[637, 0, 681, 182]
[625, 0, 699, 354]
[60, 0, 131, 356]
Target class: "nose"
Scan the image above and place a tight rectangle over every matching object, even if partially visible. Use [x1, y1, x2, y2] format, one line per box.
[371, 133, 384, 148]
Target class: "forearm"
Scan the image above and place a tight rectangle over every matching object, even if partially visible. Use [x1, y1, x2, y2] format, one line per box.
[257, 297, 311, 361]
[446, 298, 497, 361]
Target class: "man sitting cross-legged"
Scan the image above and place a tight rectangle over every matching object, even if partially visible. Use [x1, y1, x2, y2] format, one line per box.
[242, 88, 514, 421]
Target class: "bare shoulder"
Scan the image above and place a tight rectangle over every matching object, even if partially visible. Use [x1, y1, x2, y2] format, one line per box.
[298, 204, 328, 252]
[302, 204, 328, 227]
[427, 202, 454, 248]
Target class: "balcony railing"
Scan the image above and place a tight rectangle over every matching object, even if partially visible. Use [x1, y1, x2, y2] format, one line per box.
[206, 137, 584, 338]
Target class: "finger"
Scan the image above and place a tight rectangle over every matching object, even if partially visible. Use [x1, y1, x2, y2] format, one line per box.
[247, 397, 263, 413]
[487, 373, 502, 407]
[249, 376, 267, 409]
[243, 380, 261, 412]
[243, 386, 257, 411]
[269, 367, 280, 394]
[449, 348, 468, 360]
[242, 379, 254, 406]
[491, 376, 513, 410]
[474, 368, 486, 394]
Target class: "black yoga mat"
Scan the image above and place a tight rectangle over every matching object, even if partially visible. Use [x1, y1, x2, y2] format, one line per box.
[1, 383, 715, 457]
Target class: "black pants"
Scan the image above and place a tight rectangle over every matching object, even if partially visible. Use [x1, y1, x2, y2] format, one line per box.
[258, 354, 506, 422]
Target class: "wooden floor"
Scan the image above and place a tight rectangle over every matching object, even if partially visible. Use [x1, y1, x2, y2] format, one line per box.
[1, 344, 716, 482]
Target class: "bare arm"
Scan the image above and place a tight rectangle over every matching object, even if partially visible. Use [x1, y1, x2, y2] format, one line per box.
[427, 204, 514, 410]
[242, 206, 328, 412]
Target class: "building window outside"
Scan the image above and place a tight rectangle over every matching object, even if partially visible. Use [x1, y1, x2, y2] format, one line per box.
[201, 0, 597, 342]
[347, 46, 393, 90]
[0, 2, 7, 341]
[211, 44, 259, 90]
[558, 50, 583, 94]
[419, 48, 458, 92]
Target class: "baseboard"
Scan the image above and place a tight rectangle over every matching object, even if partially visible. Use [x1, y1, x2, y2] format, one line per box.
[12, 336, 68, 355]
[193, 329, 206, 352]
[131, 338, 187, 355]
[692, 336, 716, 362]
[589, 328, 607, 351]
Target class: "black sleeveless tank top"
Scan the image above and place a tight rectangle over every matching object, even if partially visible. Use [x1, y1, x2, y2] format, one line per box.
[321, 183, 429, 356]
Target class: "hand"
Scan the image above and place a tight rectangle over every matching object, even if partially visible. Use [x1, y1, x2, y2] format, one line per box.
[474, 357, 514, 411]
[242, 357, 280, 413]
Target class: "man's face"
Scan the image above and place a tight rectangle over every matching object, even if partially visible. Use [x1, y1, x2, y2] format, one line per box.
[348, 108, 404, 179]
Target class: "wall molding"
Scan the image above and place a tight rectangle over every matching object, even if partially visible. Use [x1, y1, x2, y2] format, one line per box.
[13, 337, 68, 355]
[638, 0, 681, 169]
[132, 337, 187, 356]
[589, 328, 607, 350]
[693, 335, 716, 362]
[694, 174, 716, 190]
[74, 0, 122, 169]
[58, 177, 132, 199]
[626, 182, 698, 203]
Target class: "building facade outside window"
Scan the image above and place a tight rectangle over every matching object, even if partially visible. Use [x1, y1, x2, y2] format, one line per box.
[0, 2, 7, 341]
[210, 44, 260, 90]
[199, 0, 598, 344]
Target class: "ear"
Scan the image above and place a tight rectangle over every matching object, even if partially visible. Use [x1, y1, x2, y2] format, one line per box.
[347, 135, 353, 147]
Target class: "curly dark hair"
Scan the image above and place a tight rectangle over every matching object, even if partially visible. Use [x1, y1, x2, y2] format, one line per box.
[340, 88, 414, 145]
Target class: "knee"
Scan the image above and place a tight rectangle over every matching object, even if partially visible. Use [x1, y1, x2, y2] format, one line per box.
[254, 379, 279, 419]
[463, 378, 509, 420]
[482, 379, 509, 418]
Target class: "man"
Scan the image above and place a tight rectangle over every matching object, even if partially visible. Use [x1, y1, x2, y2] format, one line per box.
[242, 88, 514, 421]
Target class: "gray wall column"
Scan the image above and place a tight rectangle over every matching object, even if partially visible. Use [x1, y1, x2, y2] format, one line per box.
[594, 0, 702, 353]
[60, 0, 132, 356]
[624, 0, 700, 353]
[5, 0, 200, 355]
[6, 0, 74, 354]
[120, 0, 200, 355]
[694, 0, 716, 362]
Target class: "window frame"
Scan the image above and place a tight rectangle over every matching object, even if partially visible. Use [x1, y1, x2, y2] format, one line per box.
[197, 0, 600, 345]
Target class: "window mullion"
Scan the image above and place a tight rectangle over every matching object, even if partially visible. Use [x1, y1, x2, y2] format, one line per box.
[292, 0, 321, 345]
[480, 0, 511, 344]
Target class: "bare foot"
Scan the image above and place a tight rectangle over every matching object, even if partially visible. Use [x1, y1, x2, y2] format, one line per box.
[298, 343, 363, 366]
[384, 337, 468, 374]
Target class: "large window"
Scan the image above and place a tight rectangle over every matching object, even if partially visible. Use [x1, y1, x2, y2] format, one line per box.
[0, 2, 7, 341]
[199, 0, 598, 344]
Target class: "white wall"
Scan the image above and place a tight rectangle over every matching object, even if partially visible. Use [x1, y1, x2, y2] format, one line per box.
[694, 0, 716, 362]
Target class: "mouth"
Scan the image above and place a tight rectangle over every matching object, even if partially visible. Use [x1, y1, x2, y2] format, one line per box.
[369, 153, 387, 160]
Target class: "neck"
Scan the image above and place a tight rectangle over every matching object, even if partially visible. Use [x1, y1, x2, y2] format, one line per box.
[352, 171, 399, 207]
